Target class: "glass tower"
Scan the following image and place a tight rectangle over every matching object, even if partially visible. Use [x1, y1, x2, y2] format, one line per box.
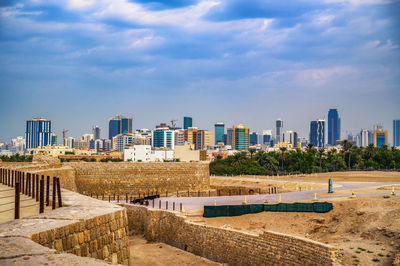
[310, 120, 325, 148]
[183, 117, 192, 130]
[25, 117, 52, 149]
[108, 115, 133, 140]
[394, 120, 400, 147]
[276, 119, 283, 143]
[214, 123, 225, 144]
[233, 124, 249, 150]
[328, 109, 341, 146]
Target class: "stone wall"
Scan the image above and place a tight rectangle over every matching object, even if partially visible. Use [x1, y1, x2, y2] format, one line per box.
[1, 161, 210, 196]
[0, 189, 130, 265]
[66, 162, 210, 195]
[124, 204, 339, 266]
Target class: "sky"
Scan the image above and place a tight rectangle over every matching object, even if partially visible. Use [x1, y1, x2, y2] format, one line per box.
[0, 0, 399, 144]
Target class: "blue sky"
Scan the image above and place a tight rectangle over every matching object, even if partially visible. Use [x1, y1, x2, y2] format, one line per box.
[0, 0, 399, 143]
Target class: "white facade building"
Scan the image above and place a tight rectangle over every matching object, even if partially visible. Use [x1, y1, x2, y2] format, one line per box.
[124, 145, 174, 162]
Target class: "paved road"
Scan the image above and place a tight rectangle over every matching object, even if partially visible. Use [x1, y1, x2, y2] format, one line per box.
[125, 177, 400, 211]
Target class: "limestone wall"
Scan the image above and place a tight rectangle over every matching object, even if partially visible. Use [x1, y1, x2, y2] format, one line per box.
[0, 189, 130, 265]
[66, 162, 210, 195]
[124, 204, 339, 266]
[1, 161, 210, 196]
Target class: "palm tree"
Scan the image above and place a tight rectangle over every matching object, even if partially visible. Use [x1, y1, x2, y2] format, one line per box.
[248, 148, 256, 160]
[279, 147, 287, 169]
[341, 140, 353, 169]
[317, 148, 325, 170]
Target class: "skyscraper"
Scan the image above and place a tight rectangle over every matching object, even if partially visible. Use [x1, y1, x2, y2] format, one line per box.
[373, 124, 387, 148]
[108, 115, 133, 140]
[328, 109, 341, 146]
[25, 117, 52, 149]
[51, 133, 57, 146]
[262, 130, 273, 145]
[152, 127, 175, 150]
[276, 119, 283, 143]
[394, 120, 400, 147]
[93, 126, 101, 140]
[360, 129, 372, 147]
[249, 132, 258, 146]
[309, 120, 325, 148]
[226, 128, 233, 147]
[183, 117, 192, 130]
[214, 123, 225, 145]
[233, 124, 249, 150]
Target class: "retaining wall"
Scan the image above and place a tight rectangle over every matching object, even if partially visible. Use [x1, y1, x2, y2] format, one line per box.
[0, 189, 130, 265]
[66, 162, 210, 195]
[124, 204, 339, 266]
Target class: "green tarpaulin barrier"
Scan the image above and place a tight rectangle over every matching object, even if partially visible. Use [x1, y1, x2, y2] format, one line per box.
[203, 202, 333, 218]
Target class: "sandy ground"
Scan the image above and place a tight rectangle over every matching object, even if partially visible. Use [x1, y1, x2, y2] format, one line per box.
[211, 176, 334, 193]
[129, 236, 222, 266]
[189, 195, 400, 266]
[239, 171, 400, 183]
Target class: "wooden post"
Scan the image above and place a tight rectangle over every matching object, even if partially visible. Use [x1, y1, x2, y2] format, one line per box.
[56, 178, 62, 208]
[32, 174, 35, 199]
[188, 190, 190, 197]
[152, 199, 154, 208]
[126, 193, 128, 203]
[159, 200, 161, 209]
[102, 194, 104, 200]
[166, 191, 168, 197]
[11, 170, 14, 187]
[52, 177, 56, 209]
[180, 203, 182, 211]
[46, 176, 49, 206]
[15, 182, 20, 219]
[21, 172, 25, 194]
[166, 201, 168, 210]
[39, 178, 44, 213]
[36, 175, 39, 202]
[209, 190, 211, 197]
[173, 202, 175, 211]
[117, 194, 119, 203]
[109, 195, 111, 202]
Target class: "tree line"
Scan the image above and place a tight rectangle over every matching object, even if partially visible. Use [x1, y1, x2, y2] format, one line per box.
[210, 141, 400, 176]
[0, 154, 33, 162]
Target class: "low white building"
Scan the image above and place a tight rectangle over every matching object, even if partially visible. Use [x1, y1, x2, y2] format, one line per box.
[124, 145, 174, 162]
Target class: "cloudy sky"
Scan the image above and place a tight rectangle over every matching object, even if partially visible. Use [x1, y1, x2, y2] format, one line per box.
[0, 0, 399, 143]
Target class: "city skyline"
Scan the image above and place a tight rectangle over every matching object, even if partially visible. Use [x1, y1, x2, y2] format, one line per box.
[0, 1, 399, 143]
[1, 112, 400, 147]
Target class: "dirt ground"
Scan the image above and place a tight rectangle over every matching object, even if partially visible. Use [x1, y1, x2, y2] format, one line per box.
[190, 195, 400, 266]
[129, 236, 222, 266]
[211, 176, 332, 194]
[240, 171, 400, 183]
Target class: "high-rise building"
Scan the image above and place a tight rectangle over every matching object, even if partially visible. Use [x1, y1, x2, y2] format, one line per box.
[328, 109, 341, 146]
[309, 120, 325, 148]
[249, 132, 258, 146]
[394, 120, 400, 147]
[64, 137, 75, 148]
[112, 133, 135, 152]
[360, 129, 373, 147]
[233, 124, 249, 150]
[175, 130, 185, 146]
[51, 133, 57, 146]
[226, 128, 233, 147]
[214, 123, 225, 145]
[26, 117, 52, 149]
[276, 119, 283, 143]
[11, 136, 25, 154]
[108, 115, 133, 141]
[373, 124, 387, 148]
[262, 130, 272, 145]
[93, 126, 101, 140]
[152, 127, 175, 150]
[183, 117, 192, 130]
